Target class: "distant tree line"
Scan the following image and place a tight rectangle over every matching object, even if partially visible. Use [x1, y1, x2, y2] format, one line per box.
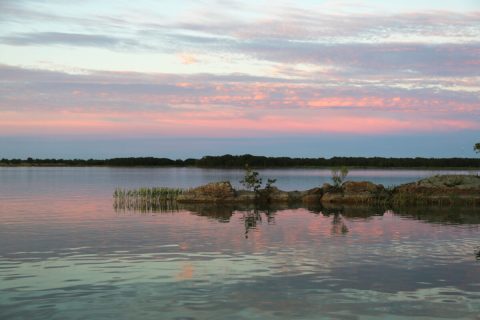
[1, 154, 479, 168]
[194, 154, 480, 168]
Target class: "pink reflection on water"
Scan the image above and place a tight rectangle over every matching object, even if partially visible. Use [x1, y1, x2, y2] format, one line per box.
[1, 196, 478, 259]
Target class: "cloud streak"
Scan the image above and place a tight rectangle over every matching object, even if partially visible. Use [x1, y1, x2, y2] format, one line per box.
[0, 65, 478, 137]
[1, 65, 478, 112]
[0, 32, 143, 49]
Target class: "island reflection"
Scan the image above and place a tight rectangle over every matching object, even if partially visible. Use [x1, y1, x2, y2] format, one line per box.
[114, 201, 480, 237]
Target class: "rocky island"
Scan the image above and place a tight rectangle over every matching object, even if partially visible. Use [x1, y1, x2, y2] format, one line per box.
[114, 175, 480, 211]
[177, 174, 480, 205]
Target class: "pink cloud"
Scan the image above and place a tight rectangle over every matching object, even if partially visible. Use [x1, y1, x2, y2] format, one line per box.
[1, 66, 478, 138]
[1, 108, 477, 137]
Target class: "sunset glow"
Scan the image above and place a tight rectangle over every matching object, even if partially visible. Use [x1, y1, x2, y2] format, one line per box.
[0, 0, 479, 158]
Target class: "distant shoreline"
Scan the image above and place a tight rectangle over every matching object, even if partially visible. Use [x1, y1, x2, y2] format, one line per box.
[1, 155, 479, 169]
[1, 164, 480, 170]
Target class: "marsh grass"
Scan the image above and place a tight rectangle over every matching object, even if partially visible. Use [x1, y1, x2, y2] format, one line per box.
[113, 187, 184, 212]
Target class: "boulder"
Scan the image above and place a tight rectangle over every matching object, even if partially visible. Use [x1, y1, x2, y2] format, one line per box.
[257, 186, 290, 203]
[267, 187, 290, 202]
[302, 187, 323, 203]
[236, 190, 256, 202]
[322, 181, 387, 204]
[322, 183, 335, 193]
[343, 181, 383, 194]
[177, 181, 237, 202]
[321, 192, 344, 203]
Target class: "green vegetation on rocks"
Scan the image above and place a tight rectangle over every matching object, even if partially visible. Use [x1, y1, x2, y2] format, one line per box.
[331, 166, 349, 188]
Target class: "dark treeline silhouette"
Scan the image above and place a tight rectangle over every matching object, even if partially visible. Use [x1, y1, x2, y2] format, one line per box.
[1, 154, 480, 168]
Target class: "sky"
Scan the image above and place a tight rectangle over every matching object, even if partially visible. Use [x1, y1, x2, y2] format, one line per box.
[0, 0, 479, 159]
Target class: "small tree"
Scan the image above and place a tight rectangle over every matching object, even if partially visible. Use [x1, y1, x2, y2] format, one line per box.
[331, 166, 349, 188]
[240, 165, 262, 193]
[265, 178, 277, 190]
[261, 178, 277, 202]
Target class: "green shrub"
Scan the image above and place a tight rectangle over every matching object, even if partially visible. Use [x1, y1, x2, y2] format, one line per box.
[331, 166, 349, 188]
[240, 165, 262, 193]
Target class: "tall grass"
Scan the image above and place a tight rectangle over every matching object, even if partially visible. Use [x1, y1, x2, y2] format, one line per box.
[113, 187, 184, 212]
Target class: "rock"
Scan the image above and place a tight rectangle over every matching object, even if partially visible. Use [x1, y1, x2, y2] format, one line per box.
[267, 187, 290, 202]
[236, 190, 256, 202]
[321, 192, 343, 203]
[322, 181, 387, 204]
[257, 187, 290, 203]
[177, 181, 237, 202]
[414, 174, 480, 189]
[305, 187, 323, 195]
[288, 191, 305, 202]
[171, 175, 480, 206]
[322, 183, 335, 193]
[393, 175, 480, 205]
[302, 195, 321, 203]
[302, 187, 322, 204]
[343, 181, 383, 193]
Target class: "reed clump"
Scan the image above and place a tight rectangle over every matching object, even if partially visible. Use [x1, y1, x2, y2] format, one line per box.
[113, 187, 184, 212]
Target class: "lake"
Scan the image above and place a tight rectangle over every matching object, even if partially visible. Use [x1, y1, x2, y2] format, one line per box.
[1, 167, 479, 319]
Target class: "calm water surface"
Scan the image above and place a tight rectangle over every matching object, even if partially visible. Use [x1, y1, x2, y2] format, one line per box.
[0, 168, 479, 319]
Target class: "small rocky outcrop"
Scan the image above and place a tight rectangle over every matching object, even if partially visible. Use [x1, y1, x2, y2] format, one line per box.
[261, 186, 290, 202]
[393, 175, 480, 205]
[235, 190, 256, 202]
[302, 187, 323, 203]
[411, 174, 480, 189]
[177, 181, 239, 203]
[322, 181, 387, 204]
[170, 174, 480, 206]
